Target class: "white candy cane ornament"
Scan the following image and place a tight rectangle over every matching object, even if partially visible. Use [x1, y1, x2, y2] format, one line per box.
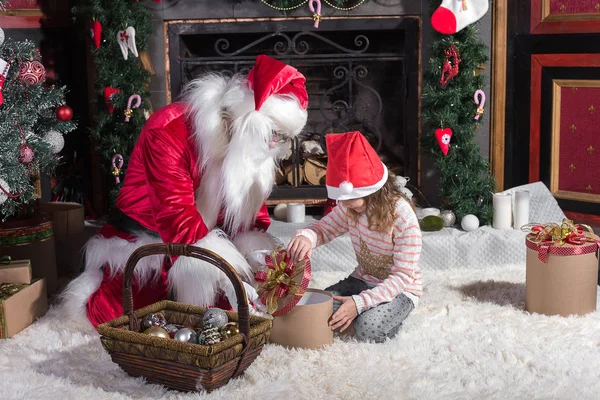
[111, 154, 124, 184]
[124, 94, 141, 122]
[474, 89, 486, 120]
[0, 57, 10, 106]
[309, 0, 322, 28]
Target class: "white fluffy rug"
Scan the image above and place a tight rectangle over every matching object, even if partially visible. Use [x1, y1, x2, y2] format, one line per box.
[2, 264, 600, 400]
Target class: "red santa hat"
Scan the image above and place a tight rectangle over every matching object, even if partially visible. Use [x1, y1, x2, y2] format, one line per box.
[325, 131, 388, 200]
[247, 55, 308, 111]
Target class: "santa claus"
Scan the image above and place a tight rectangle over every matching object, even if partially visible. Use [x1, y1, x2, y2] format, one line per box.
[60, 55, 309, 327]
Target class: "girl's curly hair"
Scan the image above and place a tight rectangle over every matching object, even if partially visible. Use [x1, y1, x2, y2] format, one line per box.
[347, 172, 414, 232]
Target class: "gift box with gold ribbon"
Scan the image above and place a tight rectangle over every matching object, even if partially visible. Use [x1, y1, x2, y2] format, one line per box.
[254, 248, 333, 349]
[523, 219, 600, 317]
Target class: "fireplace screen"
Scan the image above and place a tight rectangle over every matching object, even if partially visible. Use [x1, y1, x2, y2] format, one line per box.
[167, 18, 419, 203]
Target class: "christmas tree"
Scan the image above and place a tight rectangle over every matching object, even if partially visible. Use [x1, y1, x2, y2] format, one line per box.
[72, 0, 152, 205]
[0, 37, 76, 219]
[421, 5, 495, 224]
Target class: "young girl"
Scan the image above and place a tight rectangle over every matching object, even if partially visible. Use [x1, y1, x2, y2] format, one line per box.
[287, 131, 422, 343]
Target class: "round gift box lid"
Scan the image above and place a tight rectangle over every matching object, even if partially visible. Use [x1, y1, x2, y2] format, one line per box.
[255, 249, 312, 317]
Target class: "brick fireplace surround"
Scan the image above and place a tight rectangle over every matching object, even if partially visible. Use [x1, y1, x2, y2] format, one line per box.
[142, 0, 492, 207]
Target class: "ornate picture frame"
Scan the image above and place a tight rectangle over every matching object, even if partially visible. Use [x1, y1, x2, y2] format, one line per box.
[549, 79, 600, 204]
[530, 0, 600, 34]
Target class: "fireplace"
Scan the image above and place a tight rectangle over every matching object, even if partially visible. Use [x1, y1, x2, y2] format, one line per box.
[166, 17, 420, 205]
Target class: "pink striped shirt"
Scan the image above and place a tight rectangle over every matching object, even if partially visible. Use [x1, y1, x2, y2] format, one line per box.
[295, 199, 423, 313]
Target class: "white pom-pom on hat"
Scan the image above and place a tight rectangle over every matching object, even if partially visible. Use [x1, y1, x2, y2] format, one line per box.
[339, 181, 354, 195]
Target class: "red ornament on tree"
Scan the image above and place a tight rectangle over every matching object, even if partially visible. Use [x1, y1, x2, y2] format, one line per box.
[104, 86, 120, 114]
[19, 60, 46, 85]
[18, 143, 34, 164]
[435, 128, 453, 156]
[56, 104, 73, 122]
[440, 43, 461, 87]
[90, 20, 102, 49]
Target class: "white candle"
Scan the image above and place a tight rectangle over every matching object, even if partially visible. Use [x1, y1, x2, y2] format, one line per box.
[493, 193, 512, 229]
[513, 190, 530, 230]
[420, 207, 441, 219]
[287, 203, 306, 223]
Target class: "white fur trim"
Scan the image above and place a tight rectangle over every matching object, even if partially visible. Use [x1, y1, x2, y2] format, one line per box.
[168, 229, 255, 311]
[327, 163, 389, 200]
[232, 230, 281, 267]
[57, 232, 164, 325]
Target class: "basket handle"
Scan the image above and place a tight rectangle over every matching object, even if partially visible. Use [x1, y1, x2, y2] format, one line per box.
[122, 243, 250, 344]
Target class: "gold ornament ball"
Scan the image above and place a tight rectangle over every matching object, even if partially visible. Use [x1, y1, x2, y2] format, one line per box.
[143, 326, 170, 338]
[220, 322, 240, 340]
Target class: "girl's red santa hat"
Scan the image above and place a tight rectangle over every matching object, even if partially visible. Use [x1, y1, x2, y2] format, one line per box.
[325, 131, 388, 200]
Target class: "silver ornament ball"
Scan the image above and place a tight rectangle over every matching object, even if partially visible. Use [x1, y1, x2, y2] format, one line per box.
[0, 28, 4, 46]
[44, 130, 64, 154]
[173, 328, 197, 343]
[202, 308, 228, 329]
[440, 210, 456, 227]
[0, 177, 9, 205]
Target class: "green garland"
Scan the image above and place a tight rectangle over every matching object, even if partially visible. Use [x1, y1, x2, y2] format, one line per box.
[72, 0, 152, 206]
[421, 0, 495, 224]
[0, 39, 77, 219]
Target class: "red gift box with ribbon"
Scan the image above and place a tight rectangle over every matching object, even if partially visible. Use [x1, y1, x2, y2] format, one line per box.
[524, 219, 600, 317]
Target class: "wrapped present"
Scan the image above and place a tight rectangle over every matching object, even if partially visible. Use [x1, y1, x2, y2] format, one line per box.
[0, 216, 57, 294]
[39, 202, 87, 277]
[0, 256, 32, 284]
[523, 219, 600, 317]
[254, 248, 333, 349]
[0, 278, 48, 338]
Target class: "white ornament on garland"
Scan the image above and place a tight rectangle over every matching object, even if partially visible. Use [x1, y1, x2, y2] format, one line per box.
[117, 26, 138, 60]
[0, 27, 4, 46]
[0, 177, 10, 205]
[44, 130, 64, 154]
[461, 214, 479, 232]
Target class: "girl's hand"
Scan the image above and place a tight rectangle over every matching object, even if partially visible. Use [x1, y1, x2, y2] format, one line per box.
[329, 296, 358, 332]
[287, 236, 312, 262]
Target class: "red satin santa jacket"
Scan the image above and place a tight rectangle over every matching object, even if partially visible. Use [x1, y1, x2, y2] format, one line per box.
[116, 102, 271, 243]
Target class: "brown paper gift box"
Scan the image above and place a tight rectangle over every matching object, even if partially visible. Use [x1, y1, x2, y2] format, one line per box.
[525, 237, 599, 317]
[0, 278, 48, 338]
[0, 216, 58, 295]
[0, 258, 32, 284]
[39, 202, 84, 237]
[269, 289, 334, 349]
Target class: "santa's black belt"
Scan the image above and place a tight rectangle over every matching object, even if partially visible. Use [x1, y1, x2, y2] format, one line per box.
[107, 209, 161, 238]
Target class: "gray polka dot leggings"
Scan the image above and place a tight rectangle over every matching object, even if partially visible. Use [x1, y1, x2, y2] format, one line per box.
[326, 276, 415, 343]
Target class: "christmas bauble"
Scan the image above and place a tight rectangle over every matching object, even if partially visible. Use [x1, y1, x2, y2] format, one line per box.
[0, 178, 9, 205]
[201, 323, 221, 345]
[19, 60, 46, 85]
[220, 322, 240, 340]
[202, 308, 228, 329]
[143, 326, 169, 338]
[173, 327, 197, 343]
[56, 105, 73, 122]
[273, 203, 287, 221]
[142, 312, 167, 329]
[440, 210, 456, 227]
[18, 144, 34, 164]
[44, 131, 64, 154]
[0, 28, 5, 46]
[461, 214, 480, 232]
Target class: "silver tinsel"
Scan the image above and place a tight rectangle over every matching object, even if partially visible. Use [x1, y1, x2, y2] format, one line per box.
[440, 210, 456, 227]
[202, 308, 228, 329]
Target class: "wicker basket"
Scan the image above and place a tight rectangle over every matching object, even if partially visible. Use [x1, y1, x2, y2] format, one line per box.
[96, 243, 273, 392]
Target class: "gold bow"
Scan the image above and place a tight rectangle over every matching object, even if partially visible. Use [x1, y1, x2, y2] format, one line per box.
[255, 248, 305, 315]
[523, 218, 595, 246]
